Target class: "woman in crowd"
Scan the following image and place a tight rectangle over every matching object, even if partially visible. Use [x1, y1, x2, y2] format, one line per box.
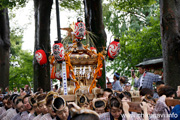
[78, 94, 90, 109]
[52, 96, 71, 120]
[92, 98, 107, 115]
[99, 93, 130, 120]
[118, 91, 132, 102]
[153, 85, 176, 120]
[33, 94, 48, 120]
[40, 91, 58, 120]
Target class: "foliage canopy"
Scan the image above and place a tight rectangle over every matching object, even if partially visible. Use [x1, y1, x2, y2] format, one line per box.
[103, 0, 162, 76]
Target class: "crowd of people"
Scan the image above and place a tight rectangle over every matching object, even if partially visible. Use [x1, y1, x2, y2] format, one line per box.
[0, 66, 179, 120]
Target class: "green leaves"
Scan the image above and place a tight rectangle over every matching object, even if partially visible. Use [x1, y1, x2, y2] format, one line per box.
[9, 28, 33, 90]
[60, 0, 81, 10]
[0, 0, 28, 9]
[105, 1, 162, 76]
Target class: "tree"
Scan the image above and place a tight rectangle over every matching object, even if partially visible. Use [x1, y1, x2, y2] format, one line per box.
[33, 0, 53, 92]
[0, 7, 10, 92]
[9, 29, 33, 90]
[84, 0, 107, 88]
[104, 1, 162, 76]
[0, 0, 27, 92]
[160, 0, 180, 90]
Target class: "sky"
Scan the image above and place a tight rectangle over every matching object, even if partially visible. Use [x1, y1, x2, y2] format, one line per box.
[10, 0, 114, 81]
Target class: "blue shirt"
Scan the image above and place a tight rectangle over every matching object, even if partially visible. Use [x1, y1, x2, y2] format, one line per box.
[170, 105, 180, 120]
[112, 80, 122, 91]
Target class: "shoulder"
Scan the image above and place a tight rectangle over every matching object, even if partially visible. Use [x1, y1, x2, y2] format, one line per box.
[40, 113, 50, 120]
[34, 114, 42, 120]
[99, 112, 110, 120]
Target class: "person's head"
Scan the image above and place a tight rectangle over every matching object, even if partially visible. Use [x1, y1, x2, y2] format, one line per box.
[10, 94, 18, 108]
[37, 87, 43, 94]
[71, 113, 99, 120]
[12, 95, 20, 108]
[78, 94, 90, 109]
[158, 85, 176, 99]
[37, 94, 48, 114]
[119, 76, 128, 84]
[30, 94, 40, 114]
[103, 88, 113, 101]
[123, 82, 131, 92]
[93, 99, 106, 115]
[24, 85, 29, 90]
[113, 72, 120, 81]
[142, 95, 156, 114]
[138, 66, 146, 74]
[52, 96, 69, 120]
[55, 85, 58, 90]
[13, 87, 17, 92]
[20, 88, 24, 92]
[140, 88, 153, 97]
[3, 95, 10, 109]
[118, 91, 132, 102]
[29, 96, 36, 109]
[156, 81, 165, 92]
[5, 87, 9, 92]
[6, 98, 12, 109]
[108, 93, 122, 119]
[22, 94, 32, 111]
[46, 92, 58, 117]
[16, 98, 24, 113]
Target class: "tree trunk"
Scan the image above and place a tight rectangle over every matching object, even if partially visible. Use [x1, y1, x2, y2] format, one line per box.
[0, 8, 10, 93]
[160, 0, 180, 90]
[84, 0, 107, 88]
[33, 0, 53, 92]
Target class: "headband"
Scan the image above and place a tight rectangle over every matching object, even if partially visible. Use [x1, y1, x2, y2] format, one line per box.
[143, 95, 156, 106]
[114, 73, 120, 79]
[92, 98, 106, 109]
[108, 93, 122, 109]
[78, 94, 89, 106]
[52, 96, 66, 112]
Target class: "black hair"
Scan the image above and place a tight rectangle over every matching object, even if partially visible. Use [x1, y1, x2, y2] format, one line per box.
[156, 81, 164, 87]
[36, 94, 46, 106]
[46, 94, 53, 106]
[20, 88, 24, 91]
[3, 95, 10, 101]
[53, 97, 65, 112]
[15, 98, 23, 105]
[29, 97, 36, 107]
[22, 94, 31, 104]
[13, 95, 20, 104]
[10, 94, 18, 101]
[80, 96, 89, 103]
[94, 100, 105, 108]
[142, 95, 156, 105]
[118, 91, 132, 100]
[37, 87, 43, 92]
[71, 113, 99, 120]
[158, 86, 176, 97]
[114, 72, 120, 80]
[139, 65, 146, 69]
[140, 88, 153, 97]
[55, 84, 58, 90]
[104, 88, 113, 94]
[110, 98, 121, 108]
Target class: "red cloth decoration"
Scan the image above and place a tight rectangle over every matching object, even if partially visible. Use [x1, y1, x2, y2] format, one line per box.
[74, 21, 86, 39]
[90, 47, 97, 53]
[53, 42, 65, 61]
[107, 39, 120, 60]
[35, 49, 47, 65]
